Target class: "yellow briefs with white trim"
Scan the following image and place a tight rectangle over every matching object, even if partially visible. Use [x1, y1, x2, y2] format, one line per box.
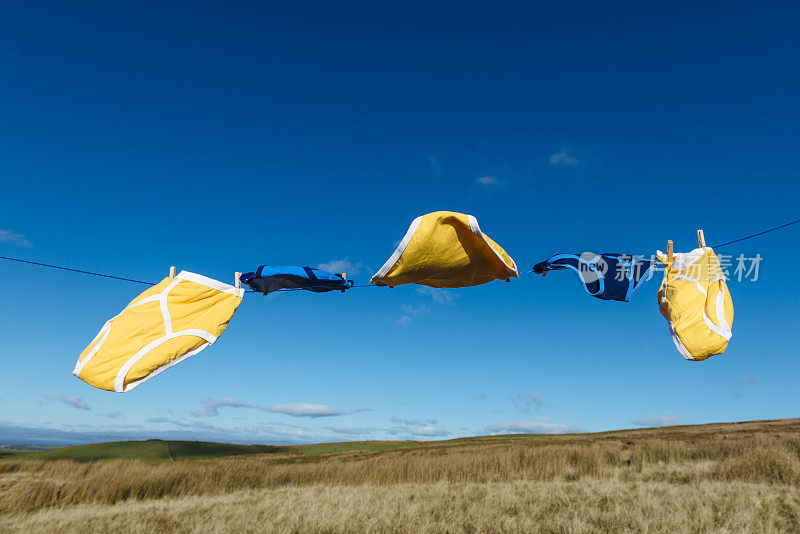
[656, 247, 733, 361]
[371, 211, 518, 288]
[73, 271, 243, 392]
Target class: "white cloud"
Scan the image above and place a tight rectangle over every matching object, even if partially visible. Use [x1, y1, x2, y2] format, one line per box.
[323, 426, 385, 436]
[386, 304, 428, 327]
[146, 417, 171, 424]
[392, 315, 413, 327]
[386, 416, 449, 437]
[485, 421, 584, 434]
[268, 403, 344, 417]
[390, 416, 437, 426]
[101, 411, 121, 419]
[401, 304, 429, 316]
[549, 151, 578, 165]
[322, 417, 451, 440]
[512, 392, 545, 414]
[194, 397, 255, 417]
[194, 398, 349, 418]
[42, 393, 90, 411]
[416, 286, 455, 305]
[0, 229, 31, 246]
[317, 258, 362, 275]
[324, 422, 450, 439]
[406, 426, 450, 437]
[173, 419, 222, 430]
[387, 425, 450, 437]
[476, 175, 498, 185]
[631, 415, 686, 427]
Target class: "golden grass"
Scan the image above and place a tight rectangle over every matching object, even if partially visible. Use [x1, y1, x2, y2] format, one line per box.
[1, 419, 799, 532]
[4, 480, 800, 533]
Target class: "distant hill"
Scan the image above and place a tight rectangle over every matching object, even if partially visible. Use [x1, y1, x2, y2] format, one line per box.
[0, 440, 291, 462]
[3, 419, 798, 462]
[0, 438, 421, 462]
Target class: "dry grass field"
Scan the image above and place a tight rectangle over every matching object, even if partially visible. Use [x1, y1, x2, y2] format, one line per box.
[1, 419, 799, 533]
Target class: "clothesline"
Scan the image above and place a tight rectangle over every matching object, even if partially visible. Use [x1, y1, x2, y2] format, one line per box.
[1, 215, 799, 290]
[0, 254, 155, 285]
[711, 217, 800, 248]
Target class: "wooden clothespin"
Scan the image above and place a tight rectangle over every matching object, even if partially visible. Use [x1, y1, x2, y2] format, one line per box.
[234, 272, 241, 289]
[697, 229, 706, 248]
[169, 266, 176, 278]
[667, 240, 674, 264]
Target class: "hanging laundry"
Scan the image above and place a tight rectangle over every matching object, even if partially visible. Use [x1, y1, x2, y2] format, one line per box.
[532, 252, 654, 302]
[656, 247, 733, 361]
[371, 211, 518, 288]
[73, 271, 244, 392]
[240, 266, 354, 295]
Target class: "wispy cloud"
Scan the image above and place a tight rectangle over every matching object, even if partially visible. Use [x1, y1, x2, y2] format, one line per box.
[194, 398, 254, 416]
[401, 426, 450, 437]
[388, 425, 450, 437]
[145, 417, 230, 430]
[732, 375, 763, 399]
[416, 286, 456, 305]
[512, 392, 545, 414]
[146, 417, 171, 424]
[391, 315, 413, 327]
[476, 175, 498, 185]
[324, 422, 450, 439]
[386, 303, 429, 327]
[0, 229, 31, 247]
[41, 393, 90, 411]
[317, 258, 362, 275]
[485, 421, 584, 434]
[101, 411, 121, 419]
[631, 414, 686, 427]
[387, 416, 448, 437]
[426, 155, 442, 179]
[194, 398, 350, 418]
[402, 304, 429, 315]
[549, 151, 578, 166]
[269, 403, 344, 417]
[323, 426, 385, 436]
[160, 418, 224, 431]
[472, 393, 487, 402]
[390, 416, 437, 426]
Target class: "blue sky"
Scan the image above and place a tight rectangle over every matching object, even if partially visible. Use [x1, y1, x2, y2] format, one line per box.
[2, 1, 800, 446]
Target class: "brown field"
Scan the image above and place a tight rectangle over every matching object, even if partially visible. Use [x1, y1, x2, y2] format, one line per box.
[2, 419, 800, 533]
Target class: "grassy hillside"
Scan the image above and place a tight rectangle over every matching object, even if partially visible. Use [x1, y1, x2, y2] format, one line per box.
[294, 440, 417, 455]
[1, 439, 418, 462]
[1, 419, 799, 532]
[1, 440, 289, 462]
[2, 418, 790, 462]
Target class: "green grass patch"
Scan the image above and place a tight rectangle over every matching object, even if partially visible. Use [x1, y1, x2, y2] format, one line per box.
[2, 440, 290, 462]
[295, 441, 418, 455]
